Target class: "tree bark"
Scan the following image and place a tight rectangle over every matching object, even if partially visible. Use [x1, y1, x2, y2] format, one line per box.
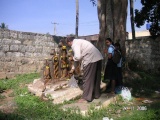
[97, 0, 128, 57]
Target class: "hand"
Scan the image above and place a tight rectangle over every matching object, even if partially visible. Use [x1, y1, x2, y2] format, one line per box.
[69, 56, 73, 61]
[69, 69, 74, 74]
[104, 49, 108, 53]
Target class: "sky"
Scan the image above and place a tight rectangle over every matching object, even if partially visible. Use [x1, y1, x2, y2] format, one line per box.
[0, 0, 147, 36]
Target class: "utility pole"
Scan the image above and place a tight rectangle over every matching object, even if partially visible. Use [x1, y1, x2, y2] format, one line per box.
[51, 22, 58, 35]
[75, 0, 79, 38]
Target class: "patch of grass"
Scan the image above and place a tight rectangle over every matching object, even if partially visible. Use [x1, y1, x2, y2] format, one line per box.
[0, 72, 160, 120]
[116, 101, 160, 120]
[8, 91, 15, 97]
[0, 94, 6, 99]
[124, 71, 160, 97]
[0, 73, 40, 91]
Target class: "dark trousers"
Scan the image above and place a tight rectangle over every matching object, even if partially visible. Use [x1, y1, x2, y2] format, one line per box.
[82, 60, 102, 101]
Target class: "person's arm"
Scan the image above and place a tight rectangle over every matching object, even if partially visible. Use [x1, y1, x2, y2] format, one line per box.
[108, 53, 112, 59]
[69, 61, 79, 74]
[108, 47, 113, 59]
[72, 44, 82, 61]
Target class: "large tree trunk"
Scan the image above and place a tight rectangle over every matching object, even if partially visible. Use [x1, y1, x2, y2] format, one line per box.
[113, 0, 128, 56]
[130, 0, 135, 40]
[97, 0, 128, 57]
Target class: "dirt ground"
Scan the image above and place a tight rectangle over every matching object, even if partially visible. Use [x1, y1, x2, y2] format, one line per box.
[0, 89, 17, 114]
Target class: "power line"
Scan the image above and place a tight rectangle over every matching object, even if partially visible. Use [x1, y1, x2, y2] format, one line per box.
[51, 22, 59, 35]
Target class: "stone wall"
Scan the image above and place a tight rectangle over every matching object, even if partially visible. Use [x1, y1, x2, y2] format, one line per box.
[0, 29, 159, 79]
[125, 37, 160, 73]
[0, 29, 58, 79]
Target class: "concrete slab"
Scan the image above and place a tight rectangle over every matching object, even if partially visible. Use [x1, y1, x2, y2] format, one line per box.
[28, 78, 107, 105]
[62, 93, 117, 116]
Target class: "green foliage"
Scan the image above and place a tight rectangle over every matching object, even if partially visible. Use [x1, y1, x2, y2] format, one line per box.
[0, 94, 6, 99]
[117, 102, 160, 120]
[0, 73, 40, 91]
[124, 71, 160, 97]
[0, 72, 160, 120]
[135, 0, 160, 36]
[0, 22, 8, 29]
[90, 0, 96, 6]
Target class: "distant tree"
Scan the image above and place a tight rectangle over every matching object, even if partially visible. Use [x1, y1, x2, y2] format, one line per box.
[66, 34, 75, 37]
[0, 22, 8, 29]
[134, 0, 160, 36]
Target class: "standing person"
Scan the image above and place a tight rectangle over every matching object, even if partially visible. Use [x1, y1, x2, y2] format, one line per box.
[66, 37, 103, 102]
[114, 43, 123, 87]
[104, 38, 117, 94]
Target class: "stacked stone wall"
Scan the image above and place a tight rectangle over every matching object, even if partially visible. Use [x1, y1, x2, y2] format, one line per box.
[125, 37, 160, 73]
[0, 29, 58, 79]
[0, 29, 159, 79]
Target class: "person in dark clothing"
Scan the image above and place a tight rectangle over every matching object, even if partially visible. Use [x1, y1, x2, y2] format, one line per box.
[114, 43, 123, 87]
[104, 38, 118, 94]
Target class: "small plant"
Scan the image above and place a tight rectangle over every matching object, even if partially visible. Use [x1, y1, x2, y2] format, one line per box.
[8, 91, 15, 97]
[46, 94, 52, 101]
[0, 94, 6, 99]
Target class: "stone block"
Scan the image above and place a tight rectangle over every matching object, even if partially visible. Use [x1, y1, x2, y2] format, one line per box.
[2, 39, 12, 45]
[2, 30, 10, 38]
[19, 45, 27, 52]
[0, 51, 6, 57]
[0, 62, 5, 71]
[18, 65, 37, 73]
[30, 34, 35, 40]
[10, 45, 19, 52]
[13, 40, 21, 44]
[2, 45, 9, 52]
[0, 72, 7, 79]
[22, 34, 28, 39]
[15, 52, 24, 57]
[35, 46, 43, 53]
[25, 46, 36, 52]
[25, 52, 34, 57]
[23, 40, 33, 45]
[6, 52, 24, 57]
[33, 53, 42, 57]
[28, 79, 45, 96]
[21, 59, 29, 65]
[10, 31, 18, 39]
[47, 42, 55, 47]
[42, 47, 51, 53]
[17, 32, 23, 39]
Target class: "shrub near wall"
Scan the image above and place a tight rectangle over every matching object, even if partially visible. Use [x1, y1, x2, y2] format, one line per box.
[125, 37, 160, 73]
[0, 29, 58, 79]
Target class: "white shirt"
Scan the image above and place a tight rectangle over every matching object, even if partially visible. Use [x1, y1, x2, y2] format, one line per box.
[108, 44, 122, 67]
[71, 39, 103, 69]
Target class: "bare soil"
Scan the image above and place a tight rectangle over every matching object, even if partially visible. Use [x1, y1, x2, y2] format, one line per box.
[0, 89, 17, 114]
